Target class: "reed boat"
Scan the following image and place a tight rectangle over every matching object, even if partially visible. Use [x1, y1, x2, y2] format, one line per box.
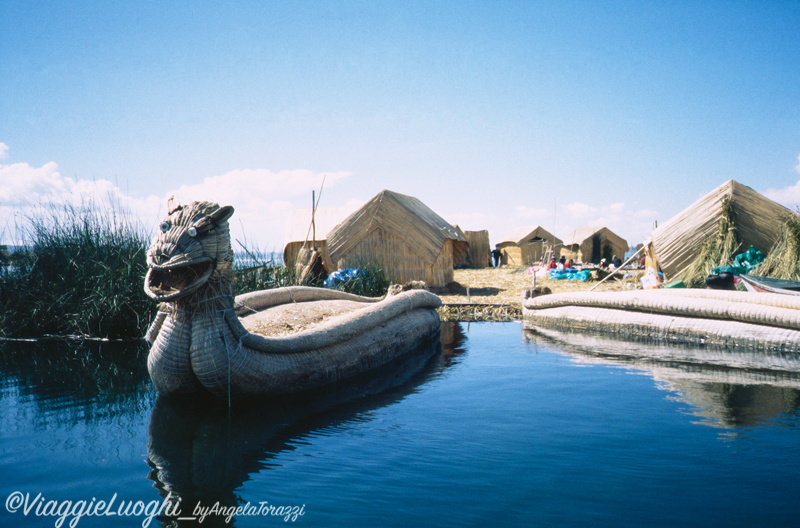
[739, 274, 800, 296]
[522, 288, 800, 351]
[143, 200, 442, 398]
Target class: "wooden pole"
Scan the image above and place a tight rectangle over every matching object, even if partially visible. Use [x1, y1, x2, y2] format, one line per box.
[589, 245, 646, 292]
[311, 190, 316, 247]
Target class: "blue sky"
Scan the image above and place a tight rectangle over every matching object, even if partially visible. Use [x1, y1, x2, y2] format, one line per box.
[2, 1, 799, 251]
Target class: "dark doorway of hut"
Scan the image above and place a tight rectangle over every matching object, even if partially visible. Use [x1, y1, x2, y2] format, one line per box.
[591, 235, 601, 264]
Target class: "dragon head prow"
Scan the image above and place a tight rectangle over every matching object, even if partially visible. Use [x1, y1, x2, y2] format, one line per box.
[145, 199, 235, 303]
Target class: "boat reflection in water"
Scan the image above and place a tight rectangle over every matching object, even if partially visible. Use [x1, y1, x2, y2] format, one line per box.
[522, 322, 800, 430]
[146, 323, 467, 517]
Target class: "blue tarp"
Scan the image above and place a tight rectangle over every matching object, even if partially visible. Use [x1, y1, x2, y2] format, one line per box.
[549, 268, 592, 281]
[712, 245, 765, 277]
[323, 268, 364, 288]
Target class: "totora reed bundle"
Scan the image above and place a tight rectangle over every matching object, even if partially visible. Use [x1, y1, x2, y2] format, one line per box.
[754, 213, 800, 281]
[679, 198, 742, 288]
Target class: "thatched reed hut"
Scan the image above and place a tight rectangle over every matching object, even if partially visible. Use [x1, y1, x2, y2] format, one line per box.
[326, 190, 468, 287]
[496, 226, 562, 266]
[458, 228, 491, 268]
[650, 180, 795, 280]
[283, 205, 358, 273]
[560, 226, 628, 265]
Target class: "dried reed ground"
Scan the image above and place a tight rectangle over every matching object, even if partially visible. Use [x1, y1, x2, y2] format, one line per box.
[437, 266, 643, 321]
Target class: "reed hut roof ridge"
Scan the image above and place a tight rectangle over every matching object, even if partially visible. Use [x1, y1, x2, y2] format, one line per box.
[562, 226, 628, 249]
[497, 225, 563, 247]
[327, 189, 468, 266]
[650, 179, 796, 279]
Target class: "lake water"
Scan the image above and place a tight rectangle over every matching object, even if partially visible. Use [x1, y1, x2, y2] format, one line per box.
[1, 322, 799, 527]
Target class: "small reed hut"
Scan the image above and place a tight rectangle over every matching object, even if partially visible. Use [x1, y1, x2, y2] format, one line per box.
[496, 226, 563, 266]
[650, 180, 795, 280]
[560, 226, 628, 265]
[283, 205, 358, 274]
[458, 228, 491, 268]
[326, 190, 468, 288]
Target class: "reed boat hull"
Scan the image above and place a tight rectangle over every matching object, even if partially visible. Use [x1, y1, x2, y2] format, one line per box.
[522, 288, 800, 352]
[146, 286, 442, 398]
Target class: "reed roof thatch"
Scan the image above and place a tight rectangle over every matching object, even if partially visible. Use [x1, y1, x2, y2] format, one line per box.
[459, 228, 491, 268]
[496, 226, 562, 248]
[650, 180, 795, 280]
[326, 190, 468, 286]
[561, 226, 628, 264]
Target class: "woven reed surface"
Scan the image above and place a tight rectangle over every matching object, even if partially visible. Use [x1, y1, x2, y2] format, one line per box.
[147, 287, 443, 397]
[522, 288, 800, 351]
[650, 180, 793, 279]
[234, 285, 380, 315]
[148, 310, 200, 395]
[464, 229, 491, 268]
[197, 307, 441, 397]
[526, 304, 800, 351]
[240, 299, 369, 337]
[233, 289, 441, 353]
[523, 289, 800, 331]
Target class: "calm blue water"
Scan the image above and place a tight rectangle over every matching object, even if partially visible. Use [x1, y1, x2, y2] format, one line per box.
[1, 322, 799, 527]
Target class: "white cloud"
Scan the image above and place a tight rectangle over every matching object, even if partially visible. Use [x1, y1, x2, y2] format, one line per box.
[0, 148, 352, 250]
[759, 153, 800, 212]
[564, 202, 597, 216]
[764, 180, 800, 212]
[0, 157, 164, 244]
[165, 169, 353, 250]
[513, 205, 551, 220]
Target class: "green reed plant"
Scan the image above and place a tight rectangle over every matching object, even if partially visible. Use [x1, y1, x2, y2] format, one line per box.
[232, 247, 296, 295]
[330, 258, 392, 297]
[679, 198, 742, 288]
[754, 213, 800, 281]
[0, 201, 154, 339]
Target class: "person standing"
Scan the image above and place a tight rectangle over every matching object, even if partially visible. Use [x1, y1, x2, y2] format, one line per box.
[491, 248, 502, 267]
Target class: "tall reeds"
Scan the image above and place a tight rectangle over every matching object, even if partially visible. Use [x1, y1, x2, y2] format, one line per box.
[232, 249, 295, 295]
[0, 200, 391, 339]
[329, 258, 391, 297]
[0, 201, 154, 339]
[754, 213, 800, 280]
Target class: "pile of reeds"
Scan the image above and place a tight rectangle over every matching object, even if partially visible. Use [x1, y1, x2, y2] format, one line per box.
[754, 213, 800, 280]
[0, 202, 155, 339]
[438, 303, 521, 322]
[679, 198, 742, 287]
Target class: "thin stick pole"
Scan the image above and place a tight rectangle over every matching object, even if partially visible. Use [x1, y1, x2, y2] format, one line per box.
[589, 245, 646, 292]
[311, 190, 316, 247]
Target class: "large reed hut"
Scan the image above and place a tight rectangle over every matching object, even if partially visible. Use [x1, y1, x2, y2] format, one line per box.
[496, 226, 562, 266]
[650, 180, 794, 280]
[326, 190, 468, 287]
[458, 228, 491, 268]
[560, 226, 628, 264]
